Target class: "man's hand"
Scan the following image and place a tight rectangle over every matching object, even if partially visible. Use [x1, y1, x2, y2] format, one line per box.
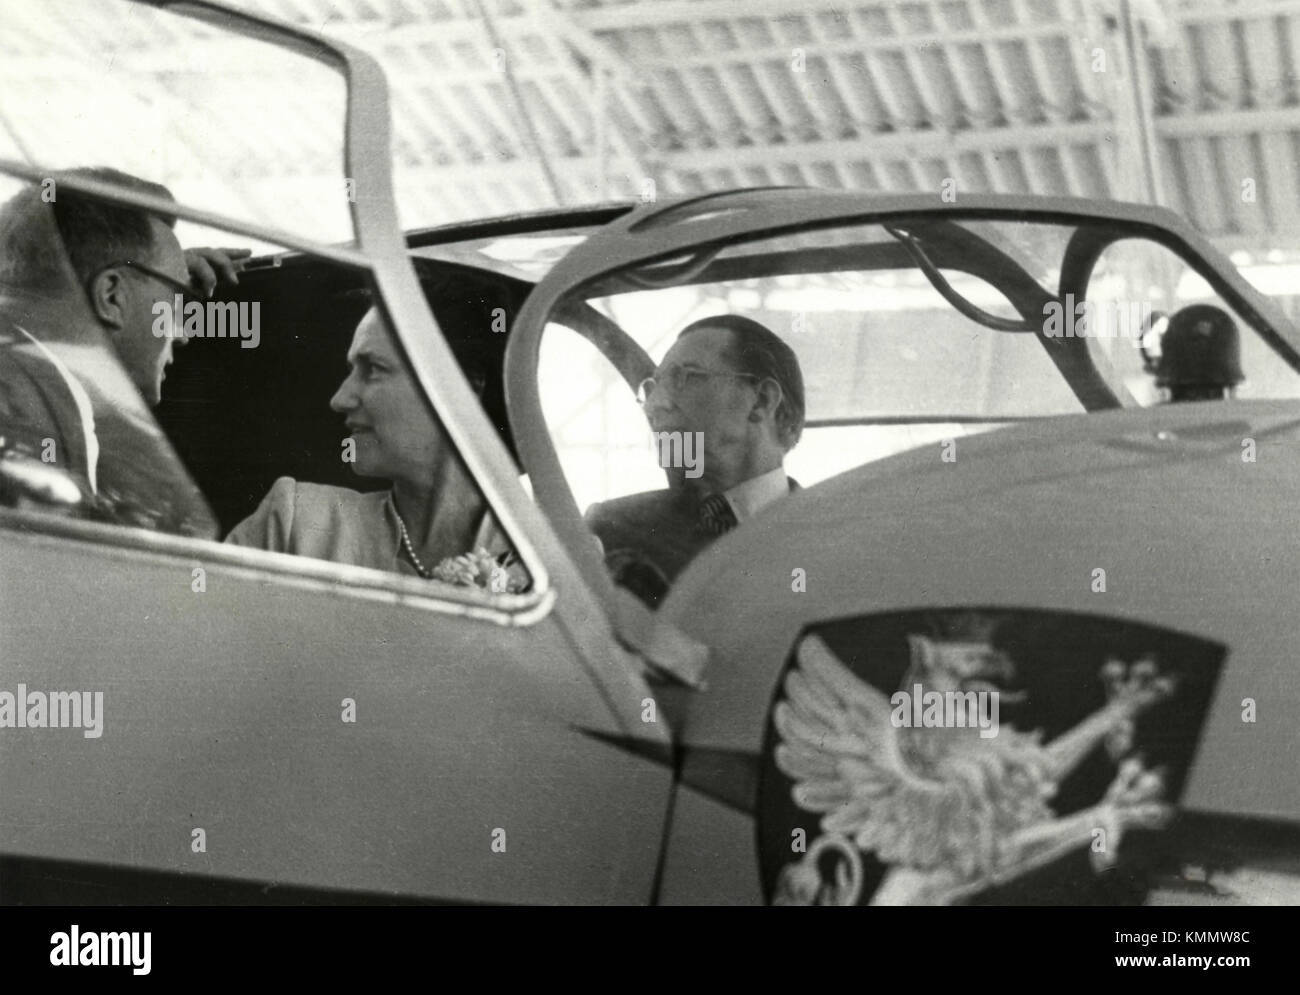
[184, 247, 252, 298]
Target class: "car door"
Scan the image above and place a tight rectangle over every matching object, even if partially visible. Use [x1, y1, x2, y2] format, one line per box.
[0, 0, 672, 905]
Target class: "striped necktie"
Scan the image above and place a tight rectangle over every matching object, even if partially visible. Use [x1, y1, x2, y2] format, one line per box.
[696, 492, 738, 536]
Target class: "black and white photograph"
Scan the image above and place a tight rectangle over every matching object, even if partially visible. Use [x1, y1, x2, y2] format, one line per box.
[0, 0, 1294, 944]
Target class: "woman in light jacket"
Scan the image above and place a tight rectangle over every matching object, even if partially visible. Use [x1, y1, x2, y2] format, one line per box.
[227, 305, 526, 593]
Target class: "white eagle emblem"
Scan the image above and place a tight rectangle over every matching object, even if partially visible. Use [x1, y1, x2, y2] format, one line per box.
[772, 632, 1176, 905]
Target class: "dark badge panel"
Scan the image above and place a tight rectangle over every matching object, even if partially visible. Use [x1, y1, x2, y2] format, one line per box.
[756, 609, 1225, 905]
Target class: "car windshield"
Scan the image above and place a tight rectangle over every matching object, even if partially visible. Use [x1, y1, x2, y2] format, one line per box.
[538, 215, 1300, 510]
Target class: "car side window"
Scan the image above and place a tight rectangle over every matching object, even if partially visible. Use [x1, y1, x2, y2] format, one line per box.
[193, 260, 532, 596]
[538, 219, 1089, 510]
[0, 177, 533, 600]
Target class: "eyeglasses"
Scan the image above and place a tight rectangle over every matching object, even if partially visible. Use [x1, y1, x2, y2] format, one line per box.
[95, 259, 197, 301]
[636, 364, 760, 405]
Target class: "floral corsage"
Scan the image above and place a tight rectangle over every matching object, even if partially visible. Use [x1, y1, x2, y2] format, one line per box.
[432, 547, 529, 594]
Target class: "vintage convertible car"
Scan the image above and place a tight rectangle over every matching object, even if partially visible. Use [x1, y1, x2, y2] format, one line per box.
[1, 0, 1297, 905]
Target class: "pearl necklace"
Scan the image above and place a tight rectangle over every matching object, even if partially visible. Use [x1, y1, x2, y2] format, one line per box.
[393, 508, 433, 579]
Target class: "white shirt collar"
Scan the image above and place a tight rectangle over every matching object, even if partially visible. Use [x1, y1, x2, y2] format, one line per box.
[723, 465, 788, 523]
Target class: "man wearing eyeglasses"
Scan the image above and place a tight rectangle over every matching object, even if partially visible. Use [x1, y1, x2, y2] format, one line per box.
[585, 314, 806, 607]
[0, 168, 243, 531]
[51, 169, 249, 407]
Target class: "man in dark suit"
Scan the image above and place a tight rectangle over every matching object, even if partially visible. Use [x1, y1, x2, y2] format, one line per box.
[0, 169, 239, 534]
[585, 314, 805, 606]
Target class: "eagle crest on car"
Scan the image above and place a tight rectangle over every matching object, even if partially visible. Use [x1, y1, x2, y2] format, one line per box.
[771, 627, 1176, 906]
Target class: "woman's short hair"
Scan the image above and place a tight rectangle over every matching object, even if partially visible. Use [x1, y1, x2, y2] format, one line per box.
[678, 313, 806, 450]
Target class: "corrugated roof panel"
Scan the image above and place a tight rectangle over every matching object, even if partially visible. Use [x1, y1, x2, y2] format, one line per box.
[3, 0, 1299, 250]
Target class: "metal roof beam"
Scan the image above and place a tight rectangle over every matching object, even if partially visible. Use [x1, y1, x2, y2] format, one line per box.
[576, 22, 1080, 72]
[1174, 0, 1300, 24]
[572, 0, 1067, 31]
[1156, 105, 1300, 137]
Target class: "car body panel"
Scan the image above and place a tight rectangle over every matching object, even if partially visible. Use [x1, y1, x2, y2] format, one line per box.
[0, 515, 672, 903]
[658, 399, 1300, 820]
[656, 785, 764, 906]
[637, 401, 1298, 903]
